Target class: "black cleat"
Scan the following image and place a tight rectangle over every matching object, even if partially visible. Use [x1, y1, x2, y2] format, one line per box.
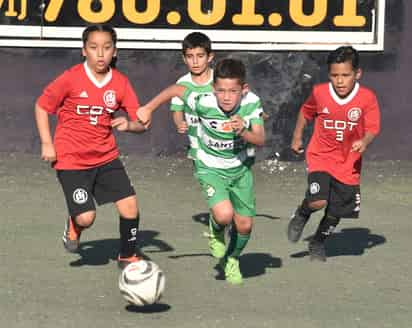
[287, 209, 309, 243]
[308, 239, 326, 262]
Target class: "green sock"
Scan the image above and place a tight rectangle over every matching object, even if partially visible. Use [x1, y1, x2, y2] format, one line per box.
[209, 213, 224, 232]
[226, 227, 250, 259]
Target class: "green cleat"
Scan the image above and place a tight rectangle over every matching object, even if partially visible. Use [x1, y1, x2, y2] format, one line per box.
[220, 257, 243, 285]
[207, 219, 226, 259]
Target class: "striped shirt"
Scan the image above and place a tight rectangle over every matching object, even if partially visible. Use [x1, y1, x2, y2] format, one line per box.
[170, 72, 213, 160]
[182, 89, 264, 177]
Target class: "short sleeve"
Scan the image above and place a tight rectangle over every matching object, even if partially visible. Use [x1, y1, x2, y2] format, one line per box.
[301, 89, 318, 121]
[36, 71, 70, 114]
[363, 92, 380, 136]
[181, 88, 197, 111]
[170, 96, 184, 112]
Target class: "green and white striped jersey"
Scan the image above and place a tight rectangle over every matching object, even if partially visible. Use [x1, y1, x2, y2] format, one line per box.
[170, 72, 213, 160]
[182, 89, 264, 178]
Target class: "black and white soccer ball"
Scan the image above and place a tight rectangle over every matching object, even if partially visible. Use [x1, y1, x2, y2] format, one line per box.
[118, 260, 165, 306]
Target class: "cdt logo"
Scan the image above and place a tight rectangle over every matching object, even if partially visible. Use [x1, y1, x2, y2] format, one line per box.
[309, 182, 320, 195]
[73, 188, 88, 204]
[103, 90, 117, 108]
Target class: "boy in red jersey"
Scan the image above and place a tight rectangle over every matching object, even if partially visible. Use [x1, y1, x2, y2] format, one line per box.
[287, 46, 380, 261]
[35, 25, 147, 269]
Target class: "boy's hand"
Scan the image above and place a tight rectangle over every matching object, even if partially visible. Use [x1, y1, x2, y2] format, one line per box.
[41, 142, 56, 162]
[176, 121, 188, 134]
[111, 116, 129, 131]
[351, 139, 367, 153]
[291, 137, 304, 154]
[137, 106, 152, 126]
[230, 115, 246, 135]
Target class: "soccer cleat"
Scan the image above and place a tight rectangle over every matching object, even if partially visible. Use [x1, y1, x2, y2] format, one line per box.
[117, 254, 141, 270]
[207, 219, 226, 259]
[287, 208, 309, 243]
[308, 239, 327, 262]
[220, 257, 243, 285]
[62, 216, 82, 253]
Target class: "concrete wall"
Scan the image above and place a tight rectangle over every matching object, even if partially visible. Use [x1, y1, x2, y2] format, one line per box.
[0, 0, 408, 160]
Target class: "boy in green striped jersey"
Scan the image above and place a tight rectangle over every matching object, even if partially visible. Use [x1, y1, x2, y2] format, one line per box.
[171, 32, 214, 160]
[138, 58, 265, 284]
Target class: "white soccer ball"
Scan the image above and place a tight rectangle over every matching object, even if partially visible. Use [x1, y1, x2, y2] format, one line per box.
[118, 260, 165, 306]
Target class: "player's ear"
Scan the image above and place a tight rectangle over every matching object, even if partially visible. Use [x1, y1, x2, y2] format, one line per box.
[241, 83, 249, 95]
[81, 47, 87, 58]
[355, 68, 362, 80]
[207, 52, 215, 63]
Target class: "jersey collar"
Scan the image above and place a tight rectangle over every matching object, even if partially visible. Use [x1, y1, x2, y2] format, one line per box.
[83, 62, 112, 88]
[328, 82, 359, 105]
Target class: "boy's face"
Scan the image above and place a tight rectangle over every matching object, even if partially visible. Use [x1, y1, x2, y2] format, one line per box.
[82, 31, 116, 74]
[213, 78, 248, 112]
[328, 61, 362, 98]
[183, 47, 213, 76]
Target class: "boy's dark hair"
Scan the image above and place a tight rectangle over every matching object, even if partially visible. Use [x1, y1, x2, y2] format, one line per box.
[327, 46, 360, 70]
[213, 58, 246, 85]
[82, 24, 117, 68]
[182, 32, 212, 55]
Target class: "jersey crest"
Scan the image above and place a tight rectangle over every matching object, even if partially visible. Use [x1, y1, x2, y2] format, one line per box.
[103, 90, 117, 108]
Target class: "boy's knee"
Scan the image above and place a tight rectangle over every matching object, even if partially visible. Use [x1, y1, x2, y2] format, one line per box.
[75, 211, 96, 228]
[308, 199, 327, 210]
[116, 196, 139, 218]
[212, 207, 234, 225]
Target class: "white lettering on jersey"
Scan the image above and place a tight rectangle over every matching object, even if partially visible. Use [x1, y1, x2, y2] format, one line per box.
[76, 105, 114, 125]
[323, 119, 358, 142]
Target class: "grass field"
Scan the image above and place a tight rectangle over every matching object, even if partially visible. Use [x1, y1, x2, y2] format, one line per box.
[1, 153, 411, 328]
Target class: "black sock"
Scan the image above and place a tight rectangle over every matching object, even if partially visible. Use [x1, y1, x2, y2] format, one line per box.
[298, 199, 317, 219]
[119, 215, 139, 257]
[313, 214, 340, 243]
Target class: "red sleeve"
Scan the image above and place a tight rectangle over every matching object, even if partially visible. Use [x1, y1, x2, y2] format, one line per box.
[301, 89, 318, 121]
[36, 71, 70, 114]
[120, 78, 140, 121]
[364, 92, 381, 136]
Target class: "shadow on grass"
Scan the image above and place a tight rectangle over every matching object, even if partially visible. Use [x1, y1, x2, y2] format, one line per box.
[69, 230, 174, 267]
[125, 302, 171, 313]
[214, 252, 282, 281]
[290, 227, 386, 259]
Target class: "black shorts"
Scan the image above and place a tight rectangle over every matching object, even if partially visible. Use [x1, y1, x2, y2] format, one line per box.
[57, 158, 136, 217]
[305, 171, 361, 219]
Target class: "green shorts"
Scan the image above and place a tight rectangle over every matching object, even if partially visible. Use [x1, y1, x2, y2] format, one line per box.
[194, 168, 256, 217]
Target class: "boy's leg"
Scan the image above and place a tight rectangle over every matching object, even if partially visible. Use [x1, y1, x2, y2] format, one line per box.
[220, 213, 252, 285]
[57, 169, 97, 253]
[220, 170, 255, 284]
[288, 172, 331, 243]
[208, 210, 227, 259]
[309, 178, 360, 262]
[93, 159, 140, 269]
[309, 214, 340, 262]
[116, 196, 141, 269]
[195, 169, 232, 258]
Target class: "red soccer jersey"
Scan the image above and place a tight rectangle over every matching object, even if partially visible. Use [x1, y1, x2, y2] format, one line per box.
[37, 63, 139, 170]
[302, 82, 380, 185]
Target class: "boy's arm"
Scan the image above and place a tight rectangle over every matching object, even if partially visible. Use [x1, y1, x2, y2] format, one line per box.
[137, 85, 187, 125]
[230, 115, 265, 146]
[34, 103, 56, 162]
[111, 116, 148, 133]
[351, 92, 381, 153]
[172, 111, 188, 134]
[351, 132, 376, 153]
[291, 110, 307, 154]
